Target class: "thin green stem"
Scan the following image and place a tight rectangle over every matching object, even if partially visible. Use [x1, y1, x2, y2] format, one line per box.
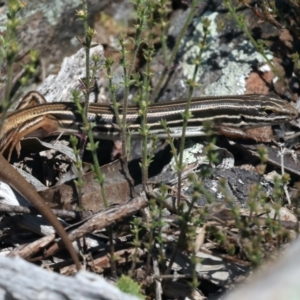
[176, 18, 209, 209]
[151, 0, 200, 101]
[224, 0, 283, 82]
[119, 0, 148, 156]
[0, 63, 13, 134]
[139, 46, 154, 190]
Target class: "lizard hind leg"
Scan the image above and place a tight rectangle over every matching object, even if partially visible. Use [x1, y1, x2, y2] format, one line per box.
[3, 115, 61, 161]
[0, 125, 23, 161]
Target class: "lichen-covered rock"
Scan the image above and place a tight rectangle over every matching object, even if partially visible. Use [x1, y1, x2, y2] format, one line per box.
[0, 0, 108, 62]
[0, 0, 109, 98]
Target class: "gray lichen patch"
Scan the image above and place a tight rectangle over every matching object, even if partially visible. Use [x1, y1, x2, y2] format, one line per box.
[181, 12, 219, 82]
[0, 1, 81, 31]
[19, 0, 81, 27]
[180, 11, 273, 96]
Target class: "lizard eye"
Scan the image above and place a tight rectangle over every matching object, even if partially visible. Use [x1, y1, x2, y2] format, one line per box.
[240, 115, 246, 122]
[265, 109, 275, 116]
